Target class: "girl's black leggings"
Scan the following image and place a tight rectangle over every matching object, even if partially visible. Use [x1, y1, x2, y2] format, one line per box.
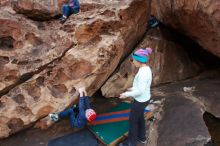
[128, 99, 149, 146]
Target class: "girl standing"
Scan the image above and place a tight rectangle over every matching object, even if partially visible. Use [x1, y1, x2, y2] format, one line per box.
[119, 48, 152, 146]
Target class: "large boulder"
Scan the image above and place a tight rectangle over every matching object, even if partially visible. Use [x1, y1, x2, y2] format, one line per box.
[147, 81, 211, 146]
[146, 77, 220, 146]
[12, 0, 68, 20]
[101, 27, 199, 97]
[193, 77, 220, 117]
[0, 0, 10, 7]
[0, 0, 150, 139]
[0, 8, 73, 95]
[151, 0, 220, 58]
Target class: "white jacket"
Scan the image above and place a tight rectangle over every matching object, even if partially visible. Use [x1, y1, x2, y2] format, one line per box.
[122, 66, 152, 102]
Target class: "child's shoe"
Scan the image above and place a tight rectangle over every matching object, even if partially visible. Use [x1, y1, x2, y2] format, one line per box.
[49, 113, 59, 122]
[59, 16, 67, 24]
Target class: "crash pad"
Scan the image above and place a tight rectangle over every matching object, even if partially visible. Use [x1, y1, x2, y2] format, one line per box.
[88, 102, 152, 146]
[48, 129, 98, 146]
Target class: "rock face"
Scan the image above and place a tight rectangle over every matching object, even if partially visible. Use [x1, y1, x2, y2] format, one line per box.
[0, 0, 150, 138]
[146, 77, 220, 146]
[101, 27, 199, 98]
[193, 78, 220, 118]
[0, 8, 73, 95]
[12, 0, 68, 20]
[203, 111, 220, 146]
[151, 0, 220, 58]
[0, 0, 10, 7]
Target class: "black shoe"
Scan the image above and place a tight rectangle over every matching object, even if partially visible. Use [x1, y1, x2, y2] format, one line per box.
[137, 139, 146, 144]
[147, 15, 159, 28]
[59, 16, 67, 24]
[137, 137, 146, 143]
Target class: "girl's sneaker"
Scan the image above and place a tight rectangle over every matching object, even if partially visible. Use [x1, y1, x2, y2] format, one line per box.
[49, 113, 59, 122]
[138, 139, 146, 144]
[59, 16, 67, 24]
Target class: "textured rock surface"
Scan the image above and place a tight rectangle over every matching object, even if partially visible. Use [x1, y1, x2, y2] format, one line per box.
[193, 78, 220, 117]
[0, 0, 9, 7]
[12, 0, 67, 20]
[101, 27, 199, 97]
[0, 0, 11, 6]
[0, 8, 73, 94]
[151, 0, 220, 58]
[0, 0, 150, 138]
[203, 111, 220, 146]
[146, 77, 220, 146]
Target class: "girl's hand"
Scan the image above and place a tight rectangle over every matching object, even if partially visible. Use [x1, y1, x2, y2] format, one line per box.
[119, 93, 127, 99]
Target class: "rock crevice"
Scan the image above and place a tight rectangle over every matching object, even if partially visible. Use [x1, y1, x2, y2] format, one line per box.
[0, 43, 75, 97]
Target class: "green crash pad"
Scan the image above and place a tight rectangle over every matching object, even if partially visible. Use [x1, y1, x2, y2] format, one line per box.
[88, 102, 152, 146]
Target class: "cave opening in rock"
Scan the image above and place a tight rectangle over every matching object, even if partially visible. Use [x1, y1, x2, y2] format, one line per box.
[0, 36, 15, 50]
[91, 89, 120, 112]
[159, 24, 220, 73]
[176, 36, 220, 71]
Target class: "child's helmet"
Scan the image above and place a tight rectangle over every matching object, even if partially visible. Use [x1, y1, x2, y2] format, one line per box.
[85, 109, 96, 122]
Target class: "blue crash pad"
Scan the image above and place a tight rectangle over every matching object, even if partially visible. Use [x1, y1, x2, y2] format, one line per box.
[48, 129, 98, 146]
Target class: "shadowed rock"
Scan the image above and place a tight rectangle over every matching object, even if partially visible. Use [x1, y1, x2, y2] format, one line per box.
[102, 28, 199, 97]
[203, 111, 220, 146]
[151, 0, 220, 58]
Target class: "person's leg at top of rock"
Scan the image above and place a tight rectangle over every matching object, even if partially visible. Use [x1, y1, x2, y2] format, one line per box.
[59, 0, 80, 24]
[147, 15, 159, 29]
